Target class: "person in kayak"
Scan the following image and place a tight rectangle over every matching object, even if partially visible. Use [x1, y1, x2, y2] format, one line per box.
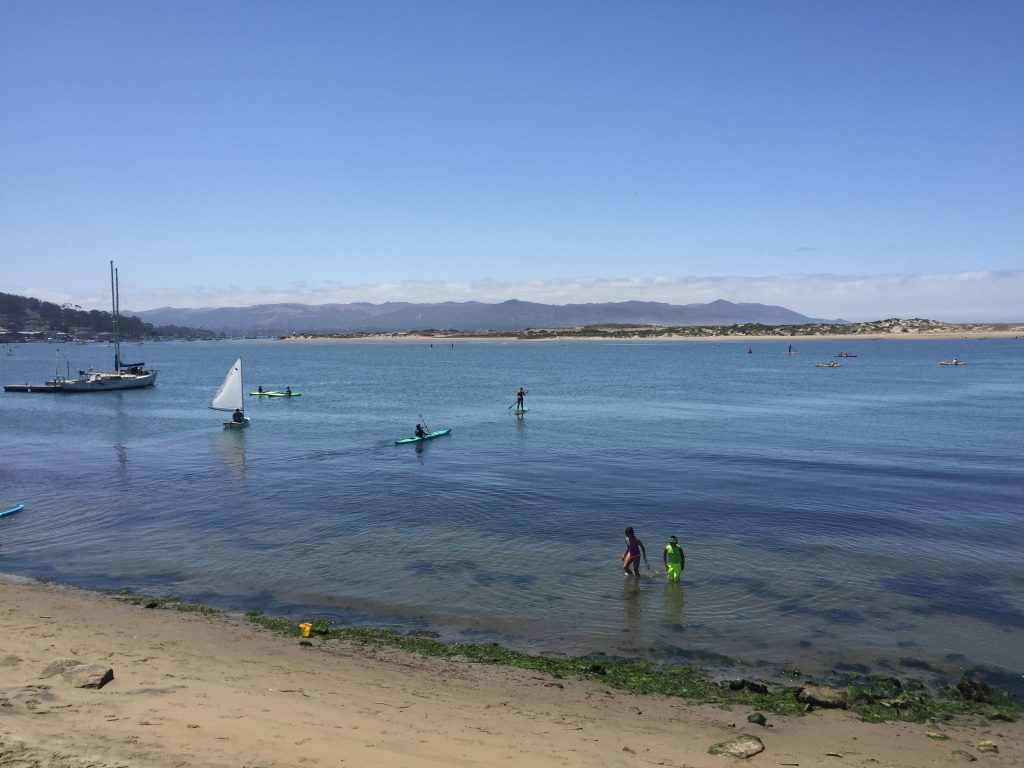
[516, 387, 526, 410]
[663, 535, 685, 581]
[621, 527, 647, 576]
[415, 423, 427, 438]
[257, 385, 264, 394]
[285, 386, 292, 396]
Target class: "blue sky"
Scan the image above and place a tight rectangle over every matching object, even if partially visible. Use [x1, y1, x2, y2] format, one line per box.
[2, 1, 1021, 320]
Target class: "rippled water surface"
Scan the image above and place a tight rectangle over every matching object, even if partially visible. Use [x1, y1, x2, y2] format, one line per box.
[2, 337, 1022, 691]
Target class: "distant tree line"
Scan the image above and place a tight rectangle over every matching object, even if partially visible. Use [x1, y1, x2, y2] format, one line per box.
[0, 292, 221, 339]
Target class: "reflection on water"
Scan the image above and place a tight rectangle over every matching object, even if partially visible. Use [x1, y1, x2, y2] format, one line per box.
[113, 442, 128, 475]
[622, 577, 644, 638]
[664, 580, 685, 628]
[214, 431, 247, 482]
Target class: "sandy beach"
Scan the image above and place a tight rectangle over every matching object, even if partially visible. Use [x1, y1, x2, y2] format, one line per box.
[2, 579, 1020, 767]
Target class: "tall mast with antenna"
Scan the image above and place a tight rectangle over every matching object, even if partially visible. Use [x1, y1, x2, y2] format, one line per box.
[110, 260, 121, 372]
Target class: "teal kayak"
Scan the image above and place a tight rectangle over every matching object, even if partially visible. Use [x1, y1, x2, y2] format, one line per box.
[249, 391, 280, 396]
[395, 428, 451, 445]
[267, 392, 301, 397]
[1, 503, 25, 518]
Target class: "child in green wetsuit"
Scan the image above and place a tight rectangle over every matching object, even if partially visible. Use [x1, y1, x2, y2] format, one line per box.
[663, 535, 684, 581]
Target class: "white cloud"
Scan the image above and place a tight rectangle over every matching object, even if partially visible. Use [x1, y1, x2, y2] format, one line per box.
[15, 271, 1024, 323]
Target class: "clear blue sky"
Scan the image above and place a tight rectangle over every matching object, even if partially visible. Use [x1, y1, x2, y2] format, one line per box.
[2, 1, 1022, 320]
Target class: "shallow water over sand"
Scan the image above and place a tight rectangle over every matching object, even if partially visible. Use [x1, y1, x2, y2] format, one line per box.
[2, 337, 1022, 692]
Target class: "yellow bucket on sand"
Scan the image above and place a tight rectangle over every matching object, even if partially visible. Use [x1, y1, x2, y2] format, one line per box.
[299, 622, 312, 638]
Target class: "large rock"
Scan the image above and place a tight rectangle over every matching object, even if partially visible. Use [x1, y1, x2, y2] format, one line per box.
[62, 664, 114, 689]
[708, 734, 765, 759]
[796, 684, 847, 708]
[39, 658, 113, 689]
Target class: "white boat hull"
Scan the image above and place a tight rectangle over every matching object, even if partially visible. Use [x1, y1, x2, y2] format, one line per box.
[47, 371, 157, 391]
[223, 417, 250, 429]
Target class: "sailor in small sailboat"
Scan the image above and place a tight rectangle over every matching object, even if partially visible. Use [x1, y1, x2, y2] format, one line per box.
[212, 358, 249, 428]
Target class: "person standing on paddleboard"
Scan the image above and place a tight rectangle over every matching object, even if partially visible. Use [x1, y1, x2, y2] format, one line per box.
[622, 527, 647, 576]
[516, 387, 526, 411]
[663, 535, 684, 581]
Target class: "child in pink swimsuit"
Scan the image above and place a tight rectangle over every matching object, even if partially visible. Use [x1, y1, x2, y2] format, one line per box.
[621, 527, 648, 576]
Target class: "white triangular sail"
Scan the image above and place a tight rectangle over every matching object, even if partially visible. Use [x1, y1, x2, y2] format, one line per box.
[211, 358, 244, 412]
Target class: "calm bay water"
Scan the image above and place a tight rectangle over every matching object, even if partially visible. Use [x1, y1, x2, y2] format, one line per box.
[2, 337, 1023, 692]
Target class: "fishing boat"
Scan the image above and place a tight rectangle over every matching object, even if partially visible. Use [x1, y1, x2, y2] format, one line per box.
[211, 358, 249, 428]
[814, 362, 841, 367]
[3, 262, 157, 393]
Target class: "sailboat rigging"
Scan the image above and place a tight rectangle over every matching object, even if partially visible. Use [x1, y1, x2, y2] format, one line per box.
[211, 358, 249, 428]
[3, 261, 157, 393]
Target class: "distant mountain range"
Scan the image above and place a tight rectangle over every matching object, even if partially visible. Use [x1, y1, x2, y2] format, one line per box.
[130, 299, 837, 335]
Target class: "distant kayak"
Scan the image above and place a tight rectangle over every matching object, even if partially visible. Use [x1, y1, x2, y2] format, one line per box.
[249, 391, 280, 396]
[1, 503, 25, 518]
[939, 361, 967, 366]
[267, 392, 301, 397]
[395, 428, 451, 445]
[814, 362, 841, 367]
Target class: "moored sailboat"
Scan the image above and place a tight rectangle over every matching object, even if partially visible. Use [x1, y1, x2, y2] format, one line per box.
[3, 261, 157, 393]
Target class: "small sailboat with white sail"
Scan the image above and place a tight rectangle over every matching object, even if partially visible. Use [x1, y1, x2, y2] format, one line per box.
[211, 358, 249, 428]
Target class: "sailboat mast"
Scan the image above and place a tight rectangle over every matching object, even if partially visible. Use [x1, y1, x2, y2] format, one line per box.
[109, 260, 121, 371]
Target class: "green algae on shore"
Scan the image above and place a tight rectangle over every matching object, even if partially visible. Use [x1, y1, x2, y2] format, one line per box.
[114, 590, 221, 615]
[102, 591, 1020, 724]
[239, 613, 1020, 724]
